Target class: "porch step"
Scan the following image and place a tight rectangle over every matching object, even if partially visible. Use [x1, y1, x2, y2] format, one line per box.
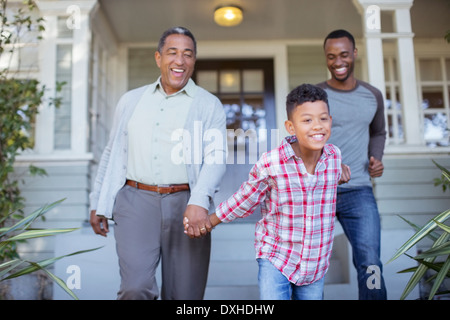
[205, 285, 259, 300]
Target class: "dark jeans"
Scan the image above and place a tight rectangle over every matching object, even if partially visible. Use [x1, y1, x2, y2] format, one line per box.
[336, 186, 387, 300]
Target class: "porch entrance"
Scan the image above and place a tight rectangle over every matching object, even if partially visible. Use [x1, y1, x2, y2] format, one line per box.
[193, 59, 276, 222]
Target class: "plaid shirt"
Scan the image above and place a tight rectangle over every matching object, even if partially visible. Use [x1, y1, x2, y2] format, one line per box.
[216, 136, 342, 285]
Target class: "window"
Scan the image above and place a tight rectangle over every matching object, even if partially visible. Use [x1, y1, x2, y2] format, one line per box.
[384, 56, 450, 147]
[54, 44, 72, 149]
[384, 57, 404, 144]
[417, 57, 450, 147]
[54, 16, 73, 150]
[89, 35, 116, 159]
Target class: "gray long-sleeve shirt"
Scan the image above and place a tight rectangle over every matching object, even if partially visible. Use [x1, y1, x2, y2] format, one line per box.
[317, 80, 386, 187]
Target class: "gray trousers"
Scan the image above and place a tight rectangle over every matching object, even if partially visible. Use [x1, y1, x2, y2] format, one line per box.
[112, 184, 211, 300]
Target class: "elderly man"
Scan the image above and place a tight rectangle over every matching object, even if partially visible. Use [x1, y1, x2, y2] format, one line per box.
[89, 26, 227, 300]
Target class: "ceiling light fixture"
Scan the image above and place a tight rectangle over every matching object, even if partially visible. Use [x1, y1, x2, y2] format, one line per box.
[214, 5, 243, 27]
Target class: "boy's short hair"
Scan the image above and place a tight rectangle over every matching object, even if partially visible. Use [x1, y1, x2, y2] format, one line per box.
[286, 84, 329, 120]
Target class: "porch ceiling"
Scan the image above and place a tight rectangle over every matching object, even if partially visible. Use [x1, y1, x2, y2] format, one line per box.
[97, 0, 449, 44]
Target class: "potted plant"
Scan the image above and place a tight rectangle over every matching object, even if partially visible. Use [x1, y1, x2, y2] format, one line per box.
[388, 161, 450, 299]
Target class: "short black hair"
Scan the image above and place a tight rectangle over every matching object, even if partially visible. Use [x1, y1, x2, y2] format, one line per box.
[286, 84, 329, 119]
[323, 29, 356, 49]
[157, 26, 197, 55]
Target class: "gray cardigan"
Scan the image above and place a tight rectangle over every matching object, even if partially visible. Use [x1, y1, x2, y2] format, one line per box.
[89, 81, 227, 219]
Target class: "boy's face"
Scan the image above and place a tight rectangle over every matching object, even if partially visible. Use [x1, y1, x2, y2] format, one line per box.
[285, 101, 332, 154]
[155, 34, 196, 95]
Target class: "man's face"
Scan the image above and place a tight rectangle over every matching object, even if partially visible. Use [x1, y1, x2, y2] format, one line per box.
[324, 37, 357, 83]
[155, 34, 196, 95]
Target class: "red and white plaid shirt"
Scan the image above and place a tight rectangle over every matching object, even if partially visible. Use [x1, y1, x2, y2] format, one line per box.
[216, 136, 342, 285]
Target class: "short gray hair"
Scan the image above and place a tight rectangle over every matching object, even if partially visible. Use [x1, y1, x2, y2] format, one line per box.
[157, 26, 197, 55]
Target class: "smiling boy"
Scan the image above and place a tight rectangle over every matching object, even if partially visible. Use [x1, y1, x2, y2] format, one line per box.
[185, 84, 347, 300]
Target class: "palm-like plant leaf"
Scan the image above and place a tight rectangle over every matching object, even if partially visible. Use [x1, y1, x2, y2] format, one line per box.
[0, 199, 65, 238]
[1, 227, 78, 244]
[398, 232, 449, 299]
[0, 199, 102, 299]
[388, 209, 450, 264]
[428, 256, 450, 299]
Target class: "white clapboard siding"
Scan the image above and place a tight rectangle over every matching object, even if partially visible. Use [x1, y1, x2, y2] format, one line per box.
[375, 156, 450, 230]
[287, 45, 328, 91]
[127, 47, 159, 90]
[12, 163, 90, 259]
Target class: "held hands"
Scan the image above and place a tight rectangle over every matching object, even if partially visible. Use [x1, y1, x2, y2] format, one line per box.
[183, 205, 222, 238]
[183, 204, 213, 238]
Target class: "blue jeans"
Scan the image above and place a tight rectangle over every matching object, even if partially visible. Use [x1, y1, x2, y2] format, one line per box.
[336, 186, 387, 300]
[257, 259, 324, 300]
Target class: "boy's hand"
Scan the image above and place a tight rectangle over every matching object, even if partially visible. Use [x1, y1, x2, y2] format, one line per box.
[339, 164, 351, 185]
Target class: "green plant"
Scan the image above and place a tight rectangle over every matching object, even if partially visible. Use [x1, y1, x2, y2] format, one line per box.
[0, 0, 62, 262]
[388, 161, 450, 300]
[434, 160, 450, 192]
[0, 199, 101, 299]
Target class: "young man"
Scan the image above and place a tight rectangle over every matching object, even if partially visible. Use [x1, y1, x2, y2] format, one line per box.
[89, 27, 227, 300]
[317, 29, 387, 300]
[186, 84, 347, 300]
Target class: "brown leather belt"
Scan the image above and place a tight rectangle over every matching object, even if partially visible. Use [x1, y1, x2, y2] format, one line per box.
[126, 180, 189, 194]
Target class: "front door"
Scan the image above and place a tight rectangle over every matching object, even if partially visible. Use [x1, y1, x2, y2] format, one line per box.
[193, 59, 276, 222]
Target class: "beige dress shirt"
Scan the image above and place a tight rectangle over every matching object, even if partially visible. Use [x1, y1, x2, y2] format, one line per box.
[126, 78, 196, 185]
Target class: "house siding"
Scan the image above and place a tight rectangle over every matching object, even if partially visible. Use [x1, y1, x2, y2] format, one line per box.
[13, 163, 91, 261]
[376, 156, 450, 237]
[127, 47, 159, 90]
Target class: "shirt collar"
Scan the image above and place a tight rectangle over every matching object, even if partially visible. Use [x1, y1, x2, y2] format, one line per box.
[279, 135, 298, 162]
[154, 77, 197, 97]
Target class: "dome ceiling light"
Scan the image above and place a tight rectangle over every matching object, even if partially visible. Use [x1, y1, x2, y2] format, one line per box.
[214, 6, 243, 27]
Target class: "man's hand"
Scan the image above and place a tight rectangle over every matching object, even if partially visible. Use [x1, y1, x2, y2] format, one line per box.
[339, 164, 351, 185]
[183, 204, 211, 238]
[368, 156, 384, 178]
[90, 210, 109, 237]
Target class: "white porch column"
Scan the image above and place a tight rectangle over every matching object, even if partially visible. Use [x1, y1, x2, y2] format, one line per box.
[394, 6, 423, 145]
[353, 0, 423, 146]
[353, 0, 386, 99]
[71, 3, 97, 154]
